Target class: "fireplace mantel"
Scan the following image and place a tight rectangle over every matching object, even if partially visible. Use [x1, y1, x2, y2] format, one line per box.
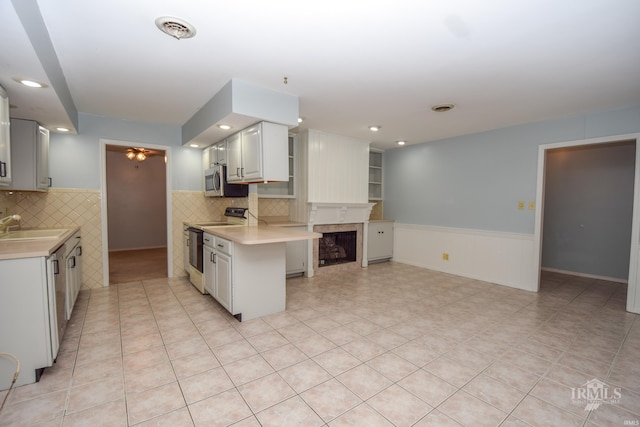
[307, 202, 375, 225]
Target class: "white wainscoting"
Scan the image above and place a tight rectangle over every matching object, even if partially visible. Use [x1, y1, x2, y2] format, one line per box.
[393, 223, 538, 292]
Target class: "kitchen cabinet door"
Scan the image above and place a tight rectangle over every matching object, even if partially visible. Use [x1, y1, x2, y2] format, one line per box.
[65, 233, 82, 320]
[240, 125, 263, 181]
[203, 244, 215, 295]
[37, 126, 50, 189]
[8, 119, 50, 191]
[215, 252, 232, 312]
[0, 85, 11, 186]
[226, 132, 242, 181]
[285, 226, 307, 276]
[368, 221, 394, 262]
[216, 141, 227, 165]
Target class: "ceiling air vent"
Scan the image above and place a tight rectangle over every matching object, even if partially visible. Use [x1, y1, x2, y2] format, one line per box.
[155, 17, 196, 40]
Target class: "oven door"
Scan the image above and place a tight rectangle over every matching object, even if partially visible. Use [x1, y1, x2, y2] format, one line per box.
[204, 166, 222, 197]
[188, 228, 203, 273]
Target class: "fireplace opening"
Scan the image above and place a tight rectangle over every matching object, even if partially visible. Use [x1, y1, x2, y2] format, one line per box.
[319, 231, 357, 267]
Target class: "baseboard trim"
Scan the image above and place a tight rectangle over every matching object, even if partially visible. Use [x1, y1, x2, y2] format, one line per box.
[540, 267, 627, 284]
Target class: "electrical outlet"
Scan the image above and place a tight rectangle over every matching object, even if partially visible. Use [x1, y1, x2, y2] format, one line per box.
[442, 253, 449, 261]
[518, 201, 525, 210]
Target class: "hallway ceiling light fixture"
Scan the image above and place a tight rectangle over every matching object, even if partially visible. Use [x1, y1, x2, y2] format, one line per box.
[397, 140, 406, 146]
[155, 16, 197, 40]
[217, 124, 232, 130]
[126, 147, 148, 162]
[369, 125, 381, 132]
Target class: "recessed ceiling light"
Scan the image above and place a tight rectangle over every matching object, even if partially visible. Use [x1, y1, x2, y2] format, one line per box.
[397, 140, 406, 146]
[155, 16, 197, 40]
[14, 78, 47, 88]
[369, 125, 381, 132]
[431, 104, 454, 112]
[55, 127, 69, 132]
[217, 124, 232, 130]
[190, 144, 199, 148]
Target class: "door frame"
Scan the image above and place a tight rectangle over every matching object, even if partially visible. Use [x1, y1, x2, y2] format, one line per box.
[99, 139, 173, 286]
[532, 132, 640, 314]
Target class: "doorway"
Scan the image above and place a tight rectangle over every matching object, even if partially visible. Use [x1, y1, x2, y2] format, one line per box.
[533, 133, 640, 314]
[100, 140, 173, 285]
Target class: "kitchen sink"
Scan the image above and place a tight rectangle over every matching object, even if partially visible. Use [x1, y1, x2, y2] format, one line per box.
[0, 229, 68, 241]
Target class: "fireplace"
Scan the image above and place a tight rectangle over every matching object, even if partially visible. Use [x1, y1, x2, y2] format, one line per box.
[313, 223, 363, 274]
[303, 203, 375, 277]
[319, 231, 357, 266]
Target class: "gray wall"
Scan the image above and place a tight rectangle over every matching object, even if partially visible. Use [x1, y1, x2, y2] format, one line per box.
[542, 141, 635, 280]
[49, 112, 203, 191]
[384, 105, 640, 234]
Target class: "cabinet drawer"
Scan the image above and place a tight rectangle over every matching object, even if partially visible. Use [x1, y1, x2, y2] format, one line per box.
[203, 233, 215, 248]
[214, 237, 233, 255]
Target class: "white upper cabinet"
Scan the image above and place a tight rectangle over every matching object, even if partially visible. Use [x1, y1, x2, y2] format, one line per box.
[226, 121, 288, 184]
[216, 141, 227, 166]
[259, 135, 295, 198]
[0, 85, 11, 186]
[8, 118, 50, 191]
[226, 132, 242, 181]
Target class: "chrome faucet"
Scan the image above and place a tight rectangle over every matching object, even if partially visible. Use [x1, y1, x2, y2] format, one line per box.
[0, 214, 21, 234]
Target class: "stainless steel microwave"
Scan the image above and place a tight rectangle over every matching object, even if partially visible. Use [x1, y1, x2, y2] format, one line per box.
[204, 164, 248, 198]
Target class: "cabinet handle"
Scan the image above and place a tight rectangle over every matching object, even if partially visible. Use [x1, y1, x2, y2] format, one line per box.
[240, 167, 244, 177]
[68, 256, 76, 268]
[76, 246, 82, 256]
[217, 244, 224, 248]
[212, 253, 217, 263]
[48, 177, 52, 187]
[210, 252, 215, 262]
[204, 237, 211, 243]
[0, 161, 5, 178]
[52, 259, 59, 275]
[236, 167, 240, 177]
[187, 238, 190, 247]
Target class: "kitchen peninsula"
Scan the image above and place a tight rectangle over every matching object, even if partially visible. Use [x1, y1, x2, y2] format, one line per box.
[201, 225, 320, 321]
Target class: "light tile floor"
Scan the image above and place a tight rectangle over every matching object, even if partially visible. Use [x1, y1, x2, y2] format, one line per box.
[1, 262, 639, 426]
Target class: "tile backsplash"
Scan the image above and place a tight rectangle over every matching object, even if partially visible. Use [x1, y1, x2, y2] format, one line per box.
[0, 189, 250, 289]
[1, 189, 103, 289]
[1, 189, 363, 289]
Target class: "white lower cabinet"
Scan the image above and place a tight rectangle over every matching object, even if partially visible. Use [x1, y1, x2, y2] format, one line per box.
[203, 234, 233, 312]
[215, 251, 232, 312]
[285, 226, 307, 276]
[0, 252, 61, 388]
[203, 232, 285, 321]
[368, 221, 394, 262]
[0, 230, 83, 389]
[203, 242, 215, 295]
[65, 231, 82, 320]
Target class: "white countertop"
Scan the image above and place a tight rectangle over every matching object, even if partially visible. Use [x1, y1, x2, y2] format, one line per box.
[202, 225, 321, 245]
[0, 227, 80, 260]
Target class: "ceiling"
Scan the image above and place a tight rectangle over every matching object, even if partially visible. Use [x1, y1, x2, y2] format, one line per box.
[1, 0, 639, 150]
